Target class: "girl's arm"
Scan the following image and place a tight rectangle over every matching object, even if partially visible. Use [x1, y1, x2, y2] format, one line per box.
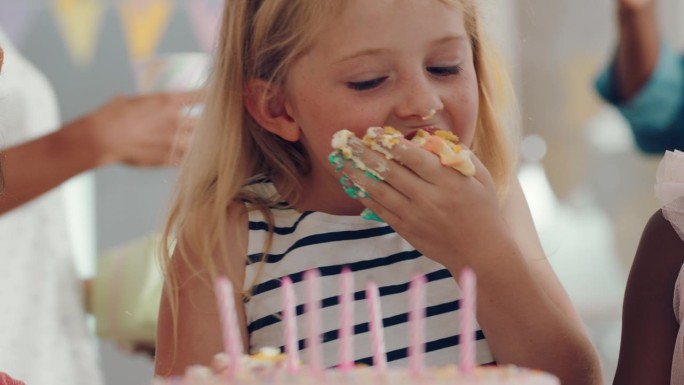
[470, 177, 602, 385]
[345, 144, 602, 384]
[155, 203, 249, 376]
[613, 210, 681, 385]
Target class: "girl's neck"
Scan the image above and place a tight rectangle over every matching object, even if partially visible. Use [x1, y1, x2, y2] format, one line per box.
[272, 173, 365, 216]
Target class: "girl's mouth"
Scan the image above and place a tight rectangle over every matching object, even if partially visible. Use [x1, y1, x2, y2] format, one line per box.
[404, 127, 439, 140]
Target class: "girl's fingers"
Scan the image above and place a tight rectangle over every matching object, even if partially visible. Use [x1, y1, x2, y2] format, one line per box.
[338, 158, 409, 220]
[382, 137, 449, 185]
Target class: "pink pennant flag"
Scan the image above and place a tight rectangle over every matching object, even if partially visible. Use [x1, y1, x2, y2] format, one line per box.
[0, 2, 38, 48]
[184, 0, 223, 52]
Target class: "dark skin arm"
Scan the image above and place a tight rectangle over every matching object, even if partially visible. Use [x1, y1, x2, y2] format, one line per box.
[613, 209, 683, 385]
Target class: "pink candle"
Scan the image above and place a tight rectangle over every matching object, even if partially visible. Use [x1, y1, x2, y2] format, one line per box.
[409, 274, 426, 375]
[304, 269, 323, 373]
[281, 276, 300, 373]
[459, 267, 477, 374]
[339, 267, 355, 370]
[366, 281, 387, 371]
[214, 276, 243, 378]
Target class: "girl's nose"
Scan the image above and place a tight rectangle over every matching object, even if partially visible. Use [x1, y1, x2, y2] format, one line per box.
[393, 75, 444, 121]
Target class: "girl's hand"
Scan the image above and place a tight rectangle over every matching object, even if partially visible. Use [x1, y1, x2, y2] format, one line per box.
[339, 136, 512, 271]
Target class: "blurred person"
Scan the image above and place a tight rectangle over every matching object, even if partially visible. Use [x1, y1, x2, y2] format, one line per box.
[0, 30, 23, 385]
[612, 151, 684, 385]
[0, 26, 198, 385]
[595, 0, 684, 154]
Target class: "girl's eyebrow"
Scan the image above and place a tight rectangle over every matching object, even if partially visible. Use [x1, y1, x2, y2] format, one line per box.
[432, 34, 469, 46]
[336, 48, 389, 65]
[335, 34, 469, 65]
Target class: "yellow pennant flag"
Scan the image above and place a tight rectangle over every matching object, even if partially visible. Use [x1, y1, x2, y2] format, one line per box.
[118, 0, 174, 62]
[52, 0, 106, 66]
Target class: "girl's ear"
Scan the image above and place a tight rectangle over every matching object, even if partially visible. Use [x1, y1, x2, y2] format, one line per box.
[243, 79, 300, 142]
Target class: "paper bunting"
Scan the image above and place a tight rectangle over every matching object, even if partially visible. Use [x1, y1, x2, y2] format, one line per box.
[4, 0, 222, 68]
[118, 0, 174, 62]
[184, 0, 223, 53]
[0, 2, 39, 48]
[52, 0, 106, 66]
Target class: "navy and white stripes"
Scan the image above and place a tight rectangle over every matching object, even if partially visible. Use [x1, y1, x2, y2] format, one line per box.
[242, 183, 495, 368]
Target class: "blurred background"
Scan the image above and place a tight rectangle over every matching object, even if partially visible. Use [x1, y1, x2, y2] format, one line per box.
[1, 0, 680, 384]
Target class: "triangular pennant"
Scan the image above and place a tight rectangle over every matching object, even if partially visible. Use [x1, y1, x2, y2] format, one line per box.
[118, 0, 174, 62]
[0, 2, 38, 48]
[52, 0, 106, 66]
[184, 0, 223, 52]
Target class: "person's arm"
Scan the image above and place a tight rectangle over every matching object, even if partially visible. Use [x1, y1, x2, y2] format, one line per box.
[0, 91, 199, 215]
[614, 0, 660, 102]
[595, 0, 684, 154]
[613, 210, 682, 385]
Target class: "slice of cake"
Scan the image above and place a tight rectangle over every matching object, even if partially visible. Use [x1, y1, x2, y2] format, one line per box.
[331, 126, 475, 178]
[329, 126, 476, 221]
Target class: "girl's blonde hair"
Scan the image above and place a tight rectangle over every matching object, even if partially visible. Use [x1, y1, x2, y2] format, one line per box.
[159, 0, 519, 351]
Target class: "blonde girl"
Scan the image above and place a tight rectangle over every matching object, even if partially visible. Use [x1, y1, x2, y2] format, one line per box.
[155, 1, 602, 384]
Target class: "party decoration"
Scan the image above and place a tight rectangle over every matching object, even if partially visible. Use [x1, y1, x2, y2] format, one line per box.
[184, 0, 223, 53]
[0, 2, 38, 48]
[52, 0, 106, 65]
[118, 0, 174, 62]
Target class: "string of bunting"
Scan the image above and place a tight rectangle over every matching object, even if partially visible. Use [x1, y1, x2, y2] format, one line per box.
[0, 0, 223, 66]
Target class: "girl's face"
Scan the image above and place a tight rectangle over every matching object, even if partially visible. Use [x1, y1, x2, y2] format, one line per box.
[281, 0, 479, 208]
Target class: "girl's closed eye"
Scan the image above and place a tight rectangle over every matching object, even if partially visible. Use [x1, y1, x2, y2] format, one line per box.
[347, 76, 389, 91]
[427, 65, 463, 76]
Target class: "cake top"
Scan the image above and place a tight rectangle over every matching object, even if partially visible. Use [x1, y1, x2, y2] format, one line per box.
[330, 126, 475, 178]
[154, 352, 560, 385]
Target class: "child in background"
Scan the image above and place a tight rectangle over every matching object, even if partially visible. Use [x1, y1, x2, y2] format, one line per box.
[155, 1, 602, 384]
[613, 151, 684, 385]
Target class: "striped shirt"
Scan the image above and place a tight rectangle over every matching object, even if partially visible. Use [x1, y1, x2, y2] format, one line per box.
[243, 182, 495, 368]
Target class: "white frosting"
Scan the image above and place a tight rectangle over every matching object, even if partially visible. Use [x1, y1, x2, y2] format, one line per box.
[154, 361, 560, 385]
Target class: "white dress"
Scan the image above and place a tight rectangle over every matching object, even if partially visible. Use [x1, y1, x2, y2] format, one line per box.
[673, 261, 684, 385]
[0, 28, 104, 385]
[655, 151, 684, 385]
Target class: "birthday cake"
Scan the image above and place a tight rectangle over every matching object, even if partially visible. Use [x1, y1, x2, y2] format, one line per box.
[154, 352, 559, 384]
[153, 271, 560, 385]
